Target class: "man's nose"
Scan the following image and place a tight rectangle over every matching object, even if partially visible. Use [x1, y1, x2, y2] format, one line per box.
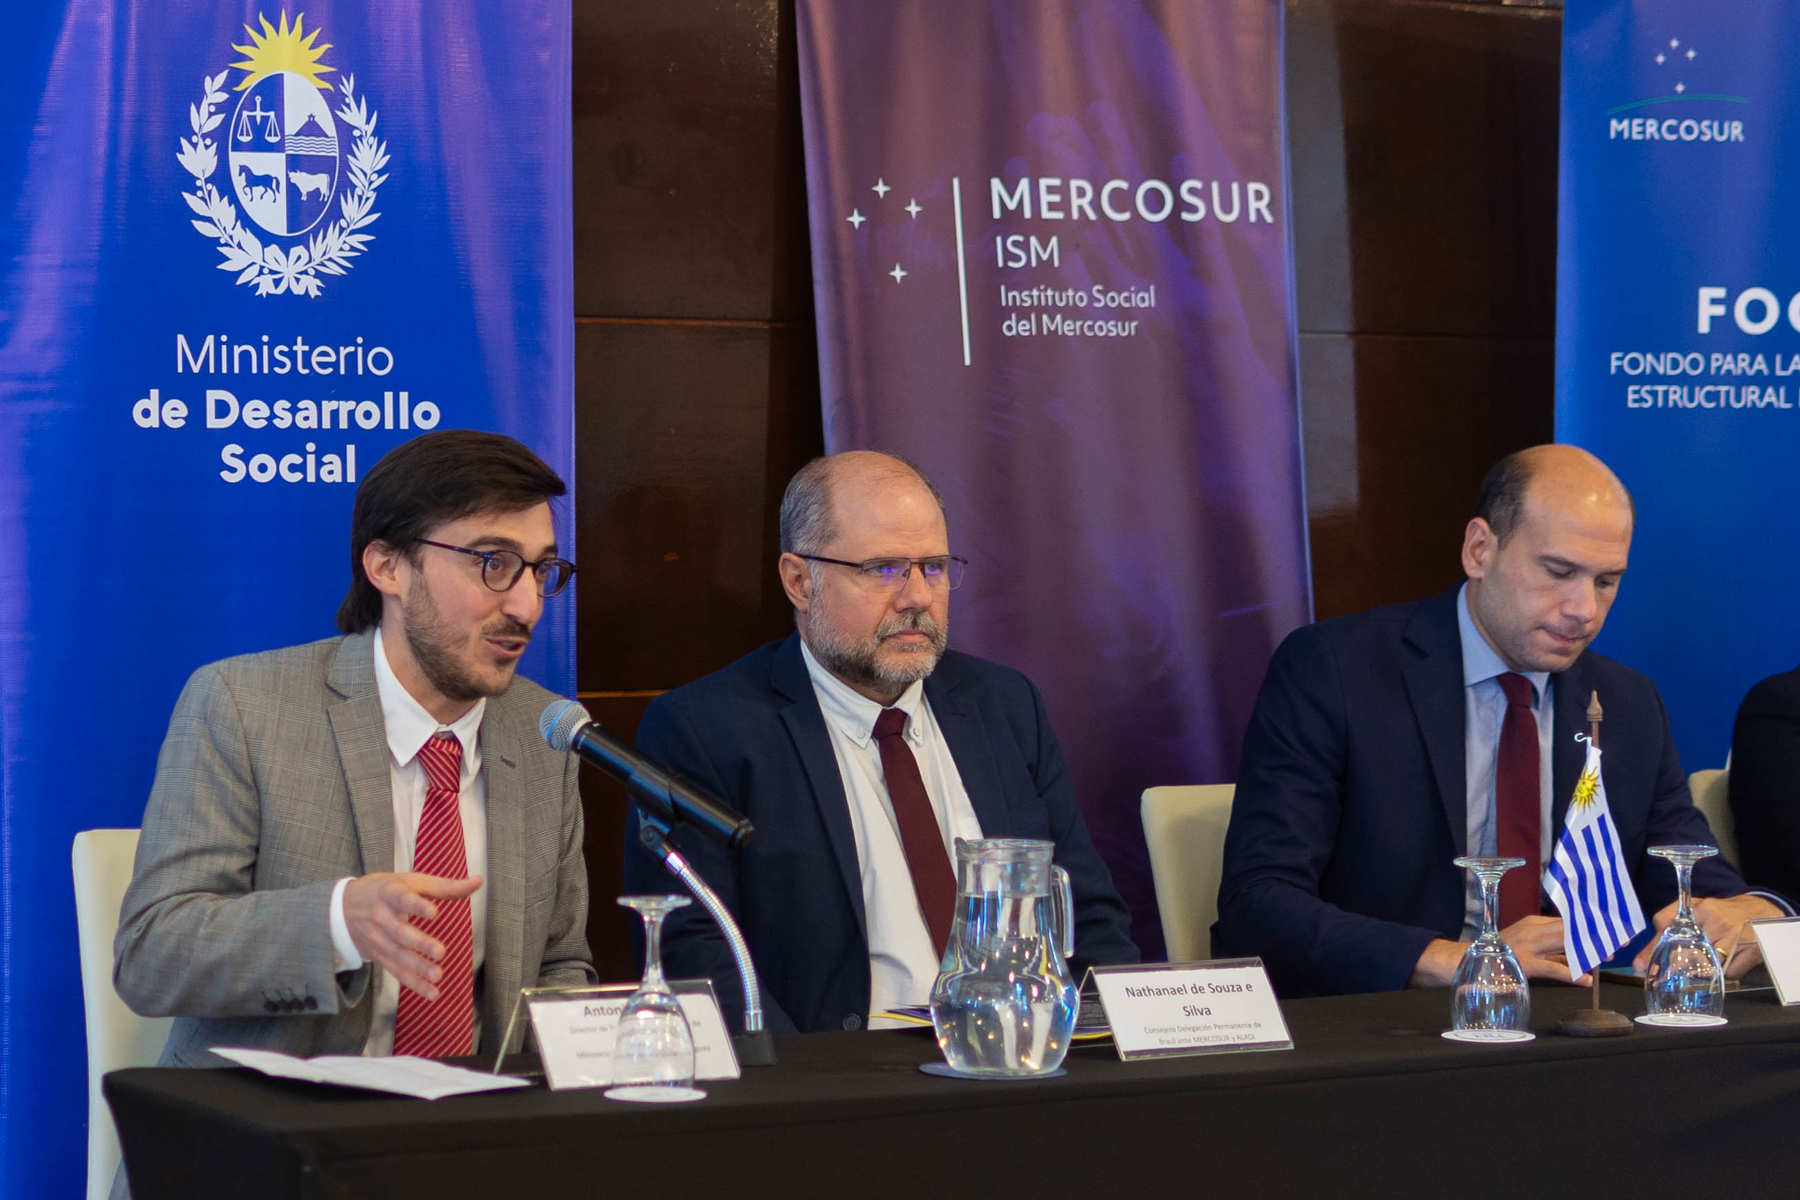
[500, 571, 544, 625]
[1562, 578, 1598, 624]
[893, 562, 935, 611]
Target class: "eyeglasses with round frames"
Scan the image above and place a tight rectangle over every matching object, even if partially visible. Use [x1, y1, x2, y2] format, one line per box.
[416, 539, 577, 597]
[798, 554, 968, 591]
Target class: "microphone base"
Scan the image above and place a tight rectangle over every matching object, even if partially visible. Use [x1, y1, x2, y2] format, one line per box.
[733, 1029, 777, 1066]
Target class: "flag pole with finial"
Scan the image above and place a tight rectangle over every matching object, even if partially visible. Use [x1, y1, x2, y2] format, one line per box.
[1558, 689, 1634, 1037]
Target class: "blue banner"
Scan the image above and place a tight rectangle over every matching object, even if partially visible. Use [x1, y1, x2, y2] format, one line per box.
[1557, 0, 1798, 771]
[0, 5, 573, 1192]
[796, 0, 1309, 955]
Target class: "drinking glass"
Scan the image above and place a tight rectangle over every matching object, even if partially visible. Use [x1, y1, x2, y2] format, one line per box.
[1640, 845, 1727, 1026]
[1445, 856, 1533, 1041]
[608, 895, 704, 1100]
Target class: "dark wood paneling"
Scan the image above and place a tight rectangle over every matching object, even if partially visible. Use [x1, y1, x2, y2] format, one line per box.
[1302, 331, 1555, 619]
[575, 693, 658, 983]
[573, 0, 813, 321]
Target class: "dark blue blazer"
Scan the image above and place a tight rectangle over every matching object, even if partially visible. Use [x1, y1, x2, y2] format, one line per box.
[625, 633, 1139, 1034]
[1215, 586, 1753, 998]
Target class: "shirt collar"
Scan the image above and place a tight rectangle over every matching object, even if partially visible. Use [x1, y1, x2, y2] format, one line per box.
[799, 637, 926, 748]
[1457, 582, 1549, 704]
[373, 626, 485, 774]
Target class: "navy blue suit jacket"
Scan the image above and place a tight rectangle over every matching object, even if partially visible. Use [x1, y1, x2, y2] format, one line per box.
[1216, 586, 1752, 997]
[625, 633, 1139, 1034]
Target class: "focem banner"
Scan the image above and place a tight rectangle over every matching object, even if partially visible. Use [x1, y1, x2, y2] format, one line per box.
[0, 4, 572, 1191]
[1556, 0, 1798, 771]
[796, 0, 1309, 955]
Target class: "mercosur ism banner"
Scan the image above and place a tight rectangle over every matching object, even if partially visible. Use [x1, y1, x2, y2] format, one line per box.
[1556, 0, 1798, 769]
[795, 0, 1309, 954]
[0, 6, 573, 1191]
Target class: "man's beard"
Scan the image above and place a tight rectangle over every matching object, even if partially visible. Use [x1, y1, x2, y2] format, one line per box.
[807, 590, 948, 695]
[402, 581, 532, 704]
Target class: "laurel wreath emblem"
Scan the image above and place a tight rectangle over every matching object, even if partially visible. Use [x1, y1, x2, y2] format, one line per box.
[176, 70, 388, 297]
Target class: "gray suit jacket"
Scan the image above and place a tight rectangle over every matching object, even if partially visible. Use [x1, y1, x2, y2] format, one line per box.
[113, 630, 595, 1067]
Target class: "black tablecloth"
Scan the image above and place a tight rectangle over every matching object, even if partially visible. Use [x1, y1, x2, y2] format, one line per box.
[107, 981, 1800, 1198]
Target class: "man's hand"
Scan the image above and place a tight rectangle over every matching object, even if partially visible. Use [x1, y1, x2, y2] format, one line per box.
[1409, 916, 1590, 988]
[343, 872, 483, 1000]
[1633, 893, 1782, 979]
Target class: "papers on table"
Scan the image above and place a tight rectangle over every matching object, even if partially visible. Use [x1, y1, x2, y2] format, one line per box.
[212, 1047, 532, 1100]
[869, 1002, 1115, 1040]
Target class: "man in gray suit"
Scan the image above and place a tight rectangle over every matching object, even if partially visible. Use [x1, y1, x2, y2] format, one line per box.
[115, 430, 595, 1070]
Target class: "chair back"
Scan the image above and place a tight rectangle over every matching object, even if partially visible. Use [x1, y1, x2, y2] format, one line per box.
[1687, 768, 1739, 867]
[1140, 784, 1236, 962]
[73, 829, 171, 1200]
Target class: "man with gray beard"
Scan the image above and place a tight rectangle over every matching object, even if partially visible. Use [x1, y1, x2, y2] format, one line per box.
[625, 451, 1137, 1034]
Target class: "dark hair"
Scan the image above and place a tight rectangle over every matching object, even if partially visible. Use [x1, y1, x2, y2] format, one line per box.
[779, 451, 944, 555]
[336, 429, 566, 632]
[1472, 451, 1535, 545]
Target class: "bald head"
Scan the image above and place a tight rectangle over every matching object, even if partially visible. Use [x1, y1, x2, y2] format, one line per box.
[779, 450, 944, 556]
[1462, 444, 1634, 673]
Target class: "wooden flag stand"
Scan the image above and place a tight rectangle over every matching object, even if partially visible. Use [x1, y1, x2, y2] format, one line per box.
[1558, 691, 1635, 1039]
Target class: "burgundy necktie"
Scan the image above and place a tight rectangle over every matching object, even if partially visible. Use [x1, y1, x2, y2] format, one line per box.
[393, 732, 476, 1058]
[872, 708, 957, 955]
[1495, 673, 1542, 929]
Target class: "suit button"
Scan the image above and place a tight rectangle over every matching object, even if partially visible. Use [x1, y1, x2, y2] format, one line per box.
[842, 1014, 862, 1031]
[304, 996, 318, 1011]
[264, 1000, 279, 1013]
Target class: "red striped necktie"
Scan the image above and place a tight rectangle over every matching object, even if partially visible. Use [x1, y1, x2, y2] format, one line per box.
[393, 732, 475, 1058]
[1495, 672, 1542, 929]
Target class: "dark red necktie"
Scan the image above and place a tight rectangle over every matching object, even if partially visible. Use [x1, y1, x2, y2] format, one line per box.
[393, 732, 476, 1058]
[872, 708, 957, 955]
[1495, 673, 1542, 929]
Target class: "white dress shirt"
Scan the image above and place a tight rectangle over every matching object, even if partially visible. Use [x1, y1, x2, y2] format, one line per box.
[800, 640, 983, 1025]
[327, 628, 489, 1055]
[1457, 584, 1554, 939]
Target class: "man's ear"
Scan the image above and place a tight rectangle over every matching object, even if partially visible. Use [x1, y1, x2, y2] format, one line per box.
[363, 540, 408, 600]
[777, 552, 814, 614]
[1461, 517, 1500, 580]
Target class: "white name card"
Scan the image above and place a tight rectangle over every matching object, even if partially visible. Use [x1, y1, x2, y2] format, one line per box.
[1091, 958, 1293, 1060]
[1744, 918, 1800, 1004]
[525, 981, 741, 1090]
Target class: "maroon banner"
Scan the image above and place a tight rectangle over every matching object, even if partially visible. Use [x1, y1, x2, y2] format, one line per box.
[795, 0, 1309, 956]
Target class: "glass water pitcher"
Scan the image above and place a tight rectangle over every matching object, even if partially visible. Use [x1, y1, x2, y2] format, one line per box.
[929, 838, 1079, 1076]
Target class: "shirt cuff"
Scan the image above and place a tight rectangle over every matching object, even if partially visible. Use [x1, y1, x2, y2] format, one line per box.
[329, 876, 363, 971]
[1747, 888, 1797, 917]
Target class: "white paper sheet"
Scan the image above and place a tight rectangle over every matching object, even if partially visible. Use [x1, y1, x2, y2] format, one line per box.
[213, 1046, 532, 1100]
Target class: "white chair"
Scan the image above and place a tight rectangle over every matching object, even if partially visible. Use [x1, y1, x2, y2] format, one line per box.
[73, 829, 172, 1200]
[1140, 784, 1236, 962]
[1687, 768, 1739, 867]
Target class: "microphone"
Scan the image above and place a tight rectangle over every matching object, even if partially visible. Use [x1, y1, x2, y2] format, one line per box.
[539, 699, 755, 850]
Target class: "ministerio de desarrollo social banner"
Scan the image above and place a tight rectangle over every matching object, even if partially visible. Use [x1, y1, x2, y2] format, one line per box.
[0, 5, 573, 1192]
[1556, 0, 1800, 772]
[796, 0, 1310, 956]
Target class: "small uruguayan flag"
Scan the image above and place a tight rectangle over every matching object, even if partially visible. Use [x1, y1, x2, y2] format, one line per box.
[1544, 740, 1648, 975]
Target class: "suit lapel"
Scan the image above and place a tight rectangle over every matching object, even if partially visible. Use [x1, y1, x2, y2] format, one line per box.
[479, 701, 525, 1035]
[325, 631, 395, 874]
[773, 635, 868, 936]
[925, 662, 1010, 836]
[1550, 658, 1592, 839]
[1402, 590, 1470, 857]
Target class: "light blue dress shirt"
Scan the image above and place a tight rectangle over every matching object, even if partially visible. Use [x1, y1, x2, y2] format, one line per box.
[1457, 583, 1554, 939]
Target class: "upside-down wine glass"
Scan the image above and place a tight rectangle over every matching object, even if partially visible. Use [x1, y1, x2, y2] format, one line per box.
[608, 895, 705, 1102]
[1445, 856, 1533, 1042]
[1640, 845, 1727, 1027]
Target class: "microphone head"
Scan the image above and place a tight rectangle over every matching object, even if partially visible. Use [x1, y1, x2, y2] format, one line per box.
[539, 698, 594, 752]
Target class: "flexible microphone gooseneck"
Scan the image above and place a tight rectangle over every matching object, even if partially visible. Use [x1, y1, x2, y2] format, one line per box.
[539, 699, 755, 850]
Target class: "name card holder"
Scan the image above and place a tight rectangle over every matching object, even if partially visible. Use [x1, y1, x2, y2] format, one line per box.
[1089, 958, 1293, 1061]
[494, 980, 741, 1089]
[1741, 918, 1800, 1004]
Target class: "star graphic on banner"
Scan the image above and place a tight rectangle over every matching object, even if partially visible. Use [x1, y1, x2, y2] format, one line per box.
[889, 263, 907, 283]
[847, 209, 867, 228]
[1675, 82, 1686, 92]
[1670, 37, 1679, 48]
[1656, 53, 1665, 64]
[1687, 48, 1696, 59]
[904, 199, 922, 218]
[872, 178, 891, 198]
